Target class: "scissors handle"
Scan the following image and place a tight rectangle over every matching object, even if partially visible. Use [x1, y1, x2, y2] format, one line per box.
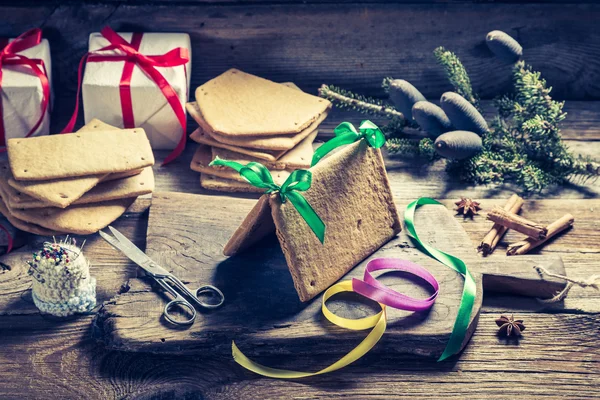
[164, 298, 197, 326]
[165, 275, 225, 310]
[157, 276, 225, 326]
[154, 278, 197, 326]
[195, 285, 225, 309]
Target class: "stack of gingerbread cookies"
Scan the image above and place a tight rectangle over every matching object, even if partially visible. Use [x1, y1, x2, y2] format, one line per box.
[186, 69, 331, 192]
[0, 119, 155, 236]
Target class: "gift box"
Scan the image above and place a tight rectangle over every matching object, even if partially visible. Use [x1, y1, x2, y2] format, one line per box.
[0, 30, 52, 146]
[82, 31, 191, 150]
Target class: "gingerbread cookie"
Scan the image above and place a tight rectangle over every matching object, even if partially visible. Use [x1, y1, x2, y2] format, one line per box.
[195, 69, 331, 137]
[8, 128, 154, 180]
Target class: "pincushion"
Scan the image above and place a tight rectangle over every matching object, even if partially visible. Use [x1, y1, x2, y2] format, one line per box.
[28, 238, 96, 317]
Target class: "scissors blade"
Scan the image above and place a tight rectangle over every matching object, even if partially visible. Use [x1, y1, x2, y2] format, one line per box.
[99, 229, 126, 252]
[102, 226, 170, 277]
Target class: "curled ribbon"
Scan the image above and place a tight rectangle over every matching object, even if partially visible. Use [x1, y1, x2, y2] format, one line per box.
[352, 258, 438, 311]
[404, 198, 477, 361]
[0, 28, 50, 149]
[232, 258, 439, 378]
[62, 27, 190, 165]
[209, 158, 326, 243]
[233, 281, 386, 378]
[311, 120, 386, 166]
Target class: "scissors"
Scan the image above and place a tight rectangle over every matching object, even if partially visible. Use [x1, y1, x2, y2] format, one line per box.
[99, 226, 224, 326]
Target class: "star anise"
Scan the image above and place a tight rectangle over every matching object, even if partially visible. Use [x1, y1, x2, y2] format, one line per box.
[455, 197, 481, 217]
[496, 314, 526, 337]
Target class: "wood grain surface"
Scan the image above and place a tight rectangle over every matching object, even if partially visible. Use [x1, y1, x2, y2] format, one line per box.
[2, 2, 600, 134]
[1, 139, 599, 398]
[94, 191, 566, 358]
[1, 2, 600, 398]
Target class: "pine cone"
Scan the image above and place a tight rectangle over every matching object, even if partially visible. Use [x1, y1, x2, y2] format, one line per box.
[434, 130, 483, 159]
[412, 101, 452, 138]
[388, 79, 426, 120]
[440, 92, 489, 135]
[486, 30, 523, 64]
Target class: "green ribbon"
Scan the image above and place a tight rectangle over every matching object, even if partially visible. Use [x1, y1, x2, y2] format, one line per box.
[404, 198, 477, 361]
[210, 158, 326, 244]
[311, 120, 386, 167]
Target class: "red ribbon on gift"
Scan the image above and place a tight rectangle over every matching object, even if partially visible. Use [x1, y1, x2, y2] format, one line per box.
[62, 27, 190, 165]
[0, 222, 14, 254]
[0, 28, 51, 150]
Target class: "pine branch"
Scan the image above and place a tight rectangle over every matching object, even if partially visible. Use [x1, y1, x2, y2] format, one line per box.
[517, 164, 555, 192]
[494, 95, 516, 118]
[460, 60, 600, 192]
[386, 137, 437, 161]
[320, 43, 600, 194]
[381, 117, 410, 138]
[382, 77, 393, 93]
[576, 157, 600, 175]
[318, 84, 405, 120]
[569, 157, 600, 183]
[434, 46, 480, 109]
[385, 137, 419, 155]
[448, 151, 514, 186]
[418, 138, 438, 160]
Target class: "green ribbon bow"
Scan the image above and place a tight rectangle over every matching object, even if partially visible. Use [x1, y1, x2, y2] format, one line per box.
[311, 120, 386, 167]
[404, 198, 477, 361]
[209, 158, 326, 244]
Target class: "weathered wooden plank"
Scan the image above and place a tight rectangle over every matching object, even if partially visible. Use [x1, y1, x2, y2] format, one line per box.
[98, 193, 462, 355]
[91, 190, 575, 357]
[441, 198, 600, 254]
[3, 3, 600, 134]
[1, 312, 598, 399]
[151, 138, 600, 199]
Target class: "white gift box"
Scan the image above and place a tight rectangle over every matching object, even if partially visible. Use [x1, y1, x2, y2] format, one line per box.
[82, 32, 191, 150]
[0, 37, 52, 142]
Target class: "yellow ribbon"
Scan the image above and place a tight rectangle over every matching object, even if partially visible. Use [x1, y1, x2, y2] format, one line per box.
[232, 280, 387, 378]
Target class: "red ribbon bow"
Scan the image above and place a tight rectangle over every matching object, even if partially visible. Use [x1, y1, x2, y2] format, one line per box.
[0, 28, 50, 149]
[63, 27, 190, 165]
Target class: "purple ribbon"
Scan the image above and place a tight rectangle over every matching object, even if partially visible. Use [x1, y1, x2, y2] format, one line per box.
[352, 258, 439, 311]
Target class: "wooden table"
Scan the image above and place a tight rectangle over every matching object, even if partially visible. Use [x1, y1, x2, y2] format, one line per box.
[1, 1, 600, 398]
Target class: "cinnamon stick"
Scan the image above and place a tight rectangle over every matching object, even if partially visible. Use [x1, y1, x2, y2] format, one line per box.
[507, 214, 574, 256]
[486, 206, 547, 240]
[478, 194, 524, 255]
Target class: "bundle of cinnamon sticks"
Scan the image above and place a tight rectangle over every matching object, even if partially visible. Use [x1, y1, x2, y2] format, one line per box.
[478, 194, 574, 256]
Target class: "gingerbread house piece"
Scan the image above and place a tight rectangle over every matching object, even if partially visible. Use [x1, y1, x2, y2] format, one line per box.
[224, 140, 401, 301]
